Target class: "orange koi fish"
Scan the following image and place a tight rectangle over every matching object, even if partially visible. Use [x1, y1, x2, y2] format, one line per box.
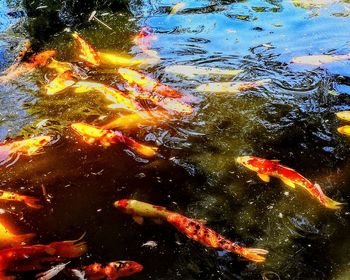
[80, 260, 143, 280]
[196, 79, 270, 94]
[118, 68, 183, 98]
[0, 219, 34, 248]
[0, 237, 86, 279]
[102, 110, 169, 130]
[0, 190, 42, 209]
[71, 123, 157, 157]
[336, 111, 350, 122]
[73, 81, 140, 112]
[0, 50, 56, 83]
[46, 70, 76, 95]
[236, 156, 343, 210]
[114, 199, 268, 262]
[291, 53, 350, 66]
[72, 32, 100, 66]
[0, 136, 52, 163]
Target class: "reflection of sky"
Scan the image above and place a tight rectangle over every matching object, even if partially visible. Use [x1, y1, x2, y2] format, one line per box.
[0, 0, 11, 32]
[133, 0, 350, 76]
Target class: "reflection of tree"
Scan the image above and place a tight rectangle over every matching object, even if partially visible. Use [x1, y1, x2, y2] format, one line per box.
[23, 0, 129, 44]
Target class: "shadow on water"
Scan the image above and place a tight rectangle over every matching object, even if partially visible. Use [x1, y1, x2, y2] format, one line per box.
[0, 0, 350, 279]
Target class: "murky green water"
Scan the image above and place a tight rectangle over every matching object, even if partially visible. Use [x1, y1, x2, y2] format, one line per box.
[1, 0, 350, 279]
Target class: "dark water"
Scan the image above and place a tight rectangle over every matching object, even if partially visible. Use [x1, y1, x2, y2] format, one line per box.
[1, 0, 350, 279]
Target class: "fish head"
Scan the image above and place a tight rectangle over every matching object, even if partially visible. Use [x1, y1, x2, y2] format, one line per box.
[30, 50, 56, 66]
[113, 199, 133, 213]
[71, 123, 106, 142]
[236, 156, 261, 172]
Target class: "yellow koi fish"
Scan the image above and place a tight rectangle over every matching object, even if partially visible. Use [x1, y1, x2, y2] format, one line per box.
[336, 111, 350, 122]
[73, 81, 140, 112]
[291, 54, 350, 66]
[46, 59, 73, 74]
[72, 32, 100, 66]
[102, 110, 168, 130]
[236, 156, 343, 209]
[196, 79, 270, 94]
[46, 71, 76, 95]
[114, 199, 268, 263]
[98, 52, 143, 67]
[169, 2, 186, 15]
[71, 123, 157, 157]
[165, 65, 243, 77]
[338, 125, 350, 137]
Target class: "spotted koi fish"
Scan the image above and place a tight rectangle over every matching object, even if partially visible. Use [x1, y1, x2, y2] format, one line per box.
[118, 68, 183, 98]
[72, 33, 100, 66]
[0, 190, 42, 209]
[71, 123, 157, 158]
[114, 199, 268, 262]
[81, 260, 143, 280]
[0, 237, 86, 279]
[236, 156, 343, 210]
[0, 136, 52, 164]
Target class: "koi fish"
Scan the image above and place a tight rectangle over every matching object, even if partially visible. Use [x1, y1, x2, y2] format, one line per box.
[114, 199, 268, 262]
[0, 237, 86, 278]
[291, 53, 350, 66]
[133, 26, 157, 52]
[71, 123, 157, 158]
[338, 125, 350, 137]
[166, 213, 268, 263]
[73, 81, 140, 112]
[81, 261, 143, 280]
[169, 2, 186, 15]
[0, 136, 52, 164]
[46, 70, 76, 95]
[0, 190, 42, 209]
[0, 219, 34, 248]
[126, 86, 193, 115]
[118, 68, 183, 98]
[98, 52, 143, 67]
[236, 156, 343, 210]
[46, 59, 73, 74]
[102, 110, 169, 130]
[196, 79, 270, 94]
[336, 111, 350, 122]
[0, 50, 56, 83]
[72, 33, 100, 66]
[36, 262, 70, 280]
[164, 65, 243, 77]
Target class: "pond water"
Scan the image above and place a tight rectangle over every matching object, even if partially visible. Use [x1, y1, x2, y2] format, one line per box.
[1, 0, 350, 279]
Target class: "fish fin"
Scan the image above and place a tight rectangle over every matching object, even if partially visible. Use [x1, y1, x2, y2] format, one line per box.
[281, 178, 296, 189]
[133, 216, 144, 225]
[197, 219, 207, 224]
[240, 247, 268, 263]
[257, 173, 270, 183]
[322, 196, 344, 210]
[271, 159, 280, 162]
[23, 196, 43, 209]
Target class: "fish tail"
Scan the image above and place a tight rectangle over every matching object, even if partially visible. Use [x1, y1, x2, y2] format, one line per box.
[23, 196, 43, 209]
[240, 247, 268, 263]
[322, 196, 344, 210]
[13, 232, 35, 244]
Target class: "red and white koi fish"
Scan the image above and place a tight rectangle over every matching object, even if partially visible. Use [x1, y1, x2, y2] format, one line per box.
[0, 50, 56, 83]
[80, 260, 143, 280]
[196, 79, 270, 94]
[236, 156, 343, 210]
[0, 136, 52, 164]
[114, 199, 268, 262]
[118, 68, 183, 98]
[71, 123, 157, 158]
[0, 237, 86, 279]
[0, 190, 42, 209]
[291, 53, 350, 66]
